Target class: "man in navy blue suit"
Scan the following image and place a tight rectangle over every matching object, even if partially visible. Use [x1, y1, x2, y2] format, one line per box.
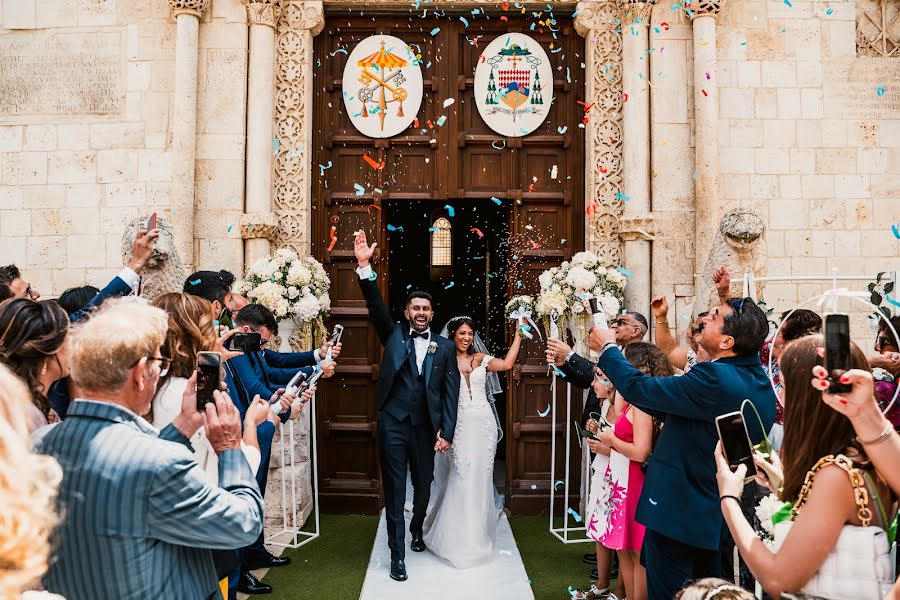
[354, 230, 461, 583]
[565, 296, 775, 599]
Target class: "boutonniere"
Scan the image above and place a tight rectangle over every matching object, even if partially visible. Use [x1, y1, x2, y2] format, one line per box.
[427, 341, 438, 355]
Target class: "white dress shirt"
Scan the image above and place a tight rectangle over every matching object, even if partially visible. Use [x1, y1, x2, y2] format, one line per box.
[356, 263, 429, 374]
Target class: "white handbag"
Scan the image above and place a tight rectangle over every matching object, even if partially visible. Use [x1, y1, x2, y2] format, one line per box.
[772, 455, 895, 600]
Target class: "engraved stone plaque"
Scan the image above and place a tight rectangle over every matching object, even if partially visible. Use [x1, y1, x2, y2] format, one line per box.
[0, 31, 123, 117]
[824, 58, 900, 119]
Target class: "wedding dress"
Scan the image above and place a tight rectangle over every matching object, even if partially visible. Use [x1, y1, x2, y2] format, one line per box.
[423, 355, 502, 569]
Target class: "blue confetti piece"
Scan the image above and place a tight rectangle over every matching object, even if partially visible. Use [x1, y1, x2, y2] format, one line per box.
[189, 279, 201, 286]
[567, 507, 583, 523]
[368, 272, 377, 281]
[887, 293, 900, 308]
[825, 7, 833, 15]
[617, 267, 634, 277]
[891, 224, 900, 239]
[444, 281, 455, 289]
[406, 284, 412, 289]
[386, 224, 404, 232]
[783, 0, 791, 6]
[329, 47, 348, 56]
[429, 227, 439, 232]
[354, 183, 365, 196]
[557, 125, 567, 134]
[615, 192, 630, 201]
[530, 484, 537, 490]
[444, 204, 455, 217]
[554, 480, 564, 490]
[430, 27, 441, 36]
[318, 161, 332, 176]
[272, 138, 279, 154]
[459, 16, 468, 27]
[568, 587, 577, 596]
[877, 85, 886, 97]
[491, 197, 503, 205]
[227, 224, 234, 233]
[517, 280, 523, 288]
[552, 366, 566, 378]
[566, 67, 571, 83]
[538, 403, 551, 417]
[436, 115, 447, 126]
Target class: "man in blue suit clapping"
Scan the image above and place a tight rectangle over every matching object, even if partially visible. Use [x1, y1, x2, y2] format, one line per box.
[579, 297, 775, 599]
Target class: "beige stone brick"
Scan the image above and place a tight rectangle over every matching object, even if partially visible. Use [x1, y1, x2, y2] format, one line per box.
[776, 88, 801, 119]
[24, 186, 65, 209]
[48, 151, 97, 185]
[795, 61, 823, 87]
[718, 121, 731, 148]
[750, 175, 778, 198]
[815, 148, 856, 174]
[2, 0, 36, 28]
[729, 120, 764, 147]
[761, 61, 796, 87]
[872, 198, 900, 223]
[126, 62, 152, 92]
[77, 0, 116, 27]
[199, 22, 247, 50]
[801, 175, 834, 198]
[138, 150, 172, 182]
[196, 134, 243, 160]
[89, 123, 146, 150]
[835, 174, 869, 199]
[737, 60, 761, 88]
[784, 230, 812, 256]
[104, 234, 123, 268]
[145, 133, 168, 150]
[27, 236, 67, 269]
[0, 186, 24, 209]
[796, 120, 822, 148]
[808, 198, 845, 229]
[800, 89, 824, 120]
[150, 60, 175, 92]
[100, 207, 142, 233]
[56, 124, 91, 151]
[871, 175, 900, 199]
[51, 268, 88, 293]
[779, 175, 802, 197]
[763, 119, 796, 147]
[97, 150, 139, 183]
[844, 199, 873, 229]
[755, 148, 790, 174]
[720, 148, 756, 174]
[769, 198, 806, 230]
[810, 229, 834, 256]
[124, 91, 141, 122]
[834, 231, 862, 257]
[67, 235, 106, 269]
[857, 149, 887, 174]
[0, 127, 23, 152]
[861, 232, 899, 258]
[821, 120, 847, 148]
[146, 182, 172, 206]
[0, 209, 31, 236]
[847, 121, 879, 148]
[828, 258, 868, 278]
[2, 153, 47, 185]
[747, 28, 785, 61]
[768, 1, 814, 19]
[878, 121, 900, 148]
[201, 49, 247, 135]
[0, 236, 27, 265]
[197, 238, 243, 275]
[823, 20, 856, 58]
[792, 257, 827, 275]
[33, 208, 100, 236]
[141, 92, 171, 134]
[722, 174, 750, 199]
[104, 183, 146, 208]
[23, 126, 57, 151]
[755, 89, 778, 119]
[65, 184, 102, 208]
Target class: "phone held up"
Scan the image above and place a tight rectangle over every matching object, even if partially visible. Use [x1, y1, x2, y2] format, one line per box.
[196, 351, 222, 412]
[226, 331, 262, 353]
[716, 410, 755, 481]
[824, 313, 852, 394]
[147, 212, 157, 231]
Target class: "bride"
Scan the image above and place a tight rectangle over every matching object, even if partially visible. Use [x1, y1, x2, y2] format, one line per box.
[423, 316, 522, 569]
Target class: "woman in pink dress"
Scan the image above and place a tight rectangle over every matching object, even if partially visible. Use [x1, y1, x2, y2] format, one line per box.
[596, 343, 673, 600]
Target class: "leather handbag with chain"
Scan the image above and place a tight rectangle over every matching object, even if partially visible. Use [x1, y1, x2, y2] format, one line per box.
[772, 454, 894, 600]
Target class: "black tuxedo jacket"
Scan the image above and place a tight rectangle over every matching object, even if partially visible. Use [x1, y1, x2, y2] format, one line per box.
[359, 276, 461, 442]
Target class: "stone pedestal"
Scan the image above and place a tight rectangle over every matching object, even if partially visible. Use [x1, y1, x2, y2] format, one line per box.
[264, 417, 313, 536]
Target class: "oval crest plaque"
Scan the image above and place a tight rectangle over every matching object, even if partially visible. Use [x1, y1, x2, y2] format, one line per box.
[342, 35, 424, 139]
[475, 33, 553, 138]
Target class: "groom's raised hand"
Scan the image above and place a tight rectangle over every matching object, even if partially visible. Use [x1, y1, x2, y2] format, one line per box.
[354, 230, 377, 268]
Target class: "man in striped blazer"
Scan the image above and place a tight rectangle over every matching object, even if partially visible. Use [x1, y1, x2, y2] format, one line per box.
[33, 301, 264, 600]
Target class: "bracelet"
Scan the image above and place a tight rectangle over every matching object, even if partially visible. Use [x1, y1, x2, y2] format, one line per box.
[655, 320, 668, 325]
[857, 423, 893, 446]
[719, 495, 741, 506]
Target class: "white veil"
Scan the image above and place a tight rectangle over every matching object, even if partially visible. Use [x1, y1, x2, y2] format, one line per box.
[439, 316, 504, 442]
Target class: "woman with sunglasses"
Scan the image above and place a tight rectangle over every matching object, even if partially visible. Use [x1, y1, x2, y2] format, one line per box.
[0, 298, 70, 431]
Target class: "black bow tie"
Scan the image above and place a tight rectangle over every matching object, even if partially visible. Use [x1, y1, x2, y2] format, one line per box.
[410, 330, 430, 340]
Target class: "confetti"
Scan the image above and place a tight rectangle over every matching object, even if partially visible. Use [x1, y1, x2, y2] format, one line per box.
[887, 294, 900, 308]
[470, 227, 485, 238]
[877, 85, 886, 97]
[362, 154, 384, 170]
[442, 97, 456, 108]
[551, 165, 558, 179]
[599, 165, 608, 174]
[353, 183, 365, 196]
[622, 93, 629, 103]
[189, 279, 201, 286]
[567, 507, 583, 523]
[272, 138, 279, 154]
[318, 161, 333, 176]
[367, 204, 381, 214]
[444, 281, 455, 289]
[617, 267, 634, 278]
[227, 224, 234, 233]
[444, 204, 455, 217]
[491, 197, 503, 205]
[459, 16, 469, 27]
[892, 224, 900, 239]
[557, 126, 568, 134]
[783, 0, 792, 6]
[386, 224, 404, 232]
[825, 7, 833, 15]
[705, 71, 711, 80]
[615, 192, 630, 201]
[368, 272, 377, 281]
[538, 403, 551, 417]
[436, 115, 447, 126]
[329, 48, 348, 56]
[327, 225, 337, 251]
[660, 21, 670, 30]
[430, 27, 441, 36]
[491, 140, 507, 150]
[701, 89, 708, 96]
[554, 480, 564, 490]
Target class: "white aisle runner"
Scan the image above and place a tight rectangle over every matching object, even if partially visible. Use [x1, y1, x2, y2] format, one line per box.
[359, 509, 534, 600]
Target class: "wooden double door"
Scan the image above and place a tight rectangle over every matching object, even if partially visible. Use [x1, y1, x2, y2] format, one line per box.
[311, 11, 585, 515]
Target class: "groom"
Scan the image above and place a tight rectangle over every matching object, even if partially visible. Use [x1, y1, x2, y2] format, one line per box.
[354, 230, 461, 582]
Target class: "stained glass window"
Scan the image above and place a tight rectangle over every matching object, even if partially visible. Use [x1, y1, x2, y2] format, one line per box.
[431, 217, 452, 267]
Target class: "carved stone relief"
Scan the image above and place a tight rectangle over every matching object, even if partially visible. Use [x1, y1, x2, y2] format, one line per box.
[857, 0, 899, 58]
[167, 0, 210, 18]
[244, 0, 281, 28]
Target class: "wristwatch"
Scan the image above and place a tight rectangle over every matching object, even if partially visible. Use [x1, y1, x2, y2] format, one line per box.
[564, 350, 575, 363]
[598, 341, 618, 359]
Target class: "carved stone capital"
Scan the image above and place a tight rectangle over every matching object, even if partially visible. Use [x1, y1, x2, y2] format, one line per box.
[168, 0, 210, 18]
[688, 0, 724, 19]
[244, 0, 281, 28]
[575, 1, 619, 36]
[619, 0, 657, 24]
[240, 213, 279, 241]
[283, 1, 324, 36]
[618, 213, 656, 241]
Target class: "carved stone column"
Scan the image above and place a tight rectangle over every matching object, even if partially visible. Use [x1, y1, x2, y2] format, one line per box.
[689, 0, 723, 305]
[167, 0, 209, 271]
[575, 2, 625, 268]
[619, 0, 656, 320]
[242, 0, 281, 268]
[272, 1, 324, 256]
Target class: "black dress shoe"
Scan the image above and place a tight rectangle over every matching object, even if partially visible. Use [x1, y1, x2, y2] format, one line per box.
[390, 559, 408, 582]
[410, 532, 426, 552]
[237, 571, 272, 595]
[582, 552, 597, 565]
[244, 550, 292, 570]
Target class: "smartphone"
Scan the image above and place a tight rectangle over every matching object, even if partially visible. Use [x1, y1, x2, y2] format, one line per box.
[588, 297, 608, 329]
[330, 324, 344, 345]
[147, 212, 157, 230]
[574, 420, 599, 442]
[196, 351, 222, 411]
[824, 313, 852, 394]
[716, 411, 755, 476]
[226, 331, 262, 353]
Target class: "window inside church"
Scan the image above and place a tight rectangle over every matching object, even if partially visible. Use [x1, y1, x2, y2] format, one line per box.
[431, 218, 452, 267]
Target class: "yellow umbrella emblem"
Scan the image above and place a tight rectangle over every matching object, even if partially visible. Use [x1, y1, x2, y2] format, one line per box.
[357, 42, 410, 132]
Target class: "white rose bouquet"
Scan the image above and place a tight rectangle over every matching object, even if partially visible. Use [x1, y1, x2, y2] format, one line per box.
[505, 295, 541, 340]
[239, 249, 332, 324]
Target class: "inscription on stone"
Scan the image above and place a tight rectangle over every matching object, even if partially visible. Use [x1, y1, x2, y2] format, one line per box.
[0, 32, 123, 116]
[824, 59, 900, 119]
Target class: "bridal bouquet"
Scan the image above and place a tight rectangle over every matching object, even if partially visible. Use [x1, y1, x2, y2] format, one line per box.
[535, 251, 627, 355]
[505, 295, 541, 340]
[239, 249, 331, 324]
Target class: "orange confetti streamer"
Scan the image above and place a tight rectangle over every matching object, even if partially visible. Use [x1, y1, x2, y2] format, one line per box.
[599, 165, 608, 174]
[469, 227, 484, 238]
[413, 117, 420, 128]
[367, 204, 381, 214]
[530, 240, 541, 249]
[363, 154, 384, 170]
[327, 226, 337, 251]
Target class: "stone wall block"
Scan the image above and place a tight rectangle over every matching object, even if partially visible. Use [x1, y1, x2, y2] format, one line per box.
[90, 123, 146, 150]
[769, 198, 806, 230]
[0, 209, 31, 237]
[24, 126, 58, 152]
[65, 184, 103, 208]
[800, 174, 834, 199]
[754, 148, 790, 174]
[795, 60, 822, 87]
[823, 20, 856, 58]
[0, 127, 24, 153]
[808, 198, 844, 229]
[833, 230, 862, 258]
[0, 237, 27, 265]
[76, 0, 116, 27]
[871, 176, 900, 199]
[835, 174, 870, 199]
[799, 89, 823, 120]
[776, 88, 801, 119]
[97, 150, 139, 183]
[105, 183, 147, 207]
[2, 0, 37, 29]
[48, 151, 97, 185]
[754, 89, 778, 119]
[763, 119, 796, 147]
[56, 125, 91, 151]
[37, 0, 77, 27]
[67, 234, 106, 268]
[27, 236, 67, 269]
[2, 153, 47, 185]
[720, 148, 756, 174]
[137, 150, 173, 182]
[821, 120, 847, 148]
[24, 186, 65, 209]
[720, 88, 755, 119]
[789, 149, 815, 174]
[761, 60, 796, 87]
[51, 268, 88, 292]
[815, 148, 856, 175]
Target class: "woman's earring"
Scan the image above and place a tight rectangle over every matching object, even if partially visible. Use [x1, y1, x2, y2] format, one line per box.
[41, 360, 48, 376]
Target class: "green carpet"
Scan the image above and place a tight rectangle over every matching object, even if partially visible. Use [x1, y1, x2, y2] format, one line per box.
[260, 514, 379, 599]
[509, 516, 599, 600]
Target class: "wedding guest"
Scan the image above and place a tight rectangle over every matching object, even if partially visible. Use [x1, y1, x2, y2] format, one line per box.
[0, 298, 69, 430]
[0, 282, 13, 302]
[650, 294, 709, 372]
[869, 316, 900, 426]
[56, 285, 99, 316]
[613, 311, 649, 345]
[675, 578, 755, 600]
[716, 335, 896, 598]
[33, 300, 264, 600]
[184, 270, 238, 327]
[589, 297, 775, 599]
[0, 362, 64, 600]
[0, 264, 40, 300]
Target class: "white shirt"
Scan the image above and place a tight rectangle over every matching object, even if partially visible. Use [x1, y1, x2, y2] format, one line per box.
[117, 266, 141, 294]
[356, 264, 429, 374]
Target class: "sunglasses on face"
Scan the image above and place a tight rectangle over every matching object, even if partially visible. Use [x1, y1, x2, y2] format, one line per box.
[131, 355, 171, 377]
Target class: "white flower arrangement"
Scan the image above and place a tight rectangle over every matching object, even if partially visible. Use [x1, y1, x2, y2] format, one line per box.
[504, 295, 534, 321]
[755, 493, 786, 551]
[240, 250, 331, 323]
